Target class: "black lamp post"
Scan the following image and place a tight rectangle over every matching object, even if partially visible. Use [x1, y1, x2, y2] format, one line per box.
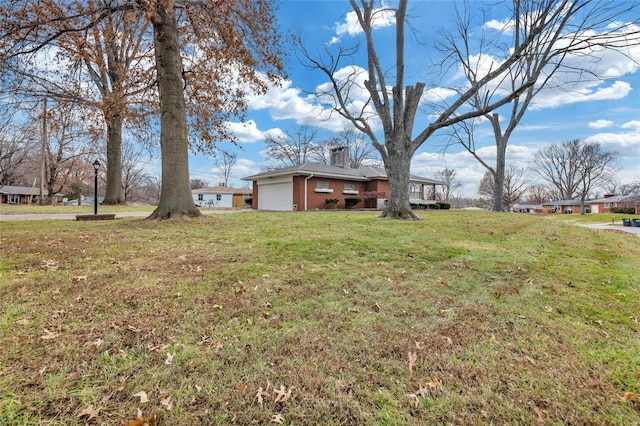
[92, 160, 100, 215]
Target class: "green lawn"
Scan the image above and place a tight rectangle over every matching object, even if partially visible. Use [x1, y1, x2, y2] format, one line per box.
[1, 211, 638, 425]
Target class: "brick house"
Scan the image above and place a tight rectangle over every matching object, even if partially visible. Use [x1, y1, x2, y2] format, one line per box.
[589, 194, 640, 214]
[0, 185, 48, 204]
[242, 149, 443, 211]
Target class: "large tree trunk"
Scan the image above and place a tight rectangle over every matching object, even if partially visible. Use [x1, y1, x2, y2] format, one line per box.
[147, 0, 200, 220]
[492, 138, 507, 212]
[103, 113, 125, 204]
[381, 147, 420, 220]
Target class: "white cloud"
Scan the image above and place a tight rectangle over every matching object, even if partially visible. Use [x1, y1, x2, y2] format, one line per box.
[330, 2, 395, 44]
[223, 120, 284, 143]
[588, 120, 615, 129]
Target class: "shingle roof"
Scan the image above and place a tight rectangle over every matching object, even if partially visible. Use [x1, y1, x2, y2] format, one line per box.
[242, 163, 444, 185]
[0, 185, 48, 196]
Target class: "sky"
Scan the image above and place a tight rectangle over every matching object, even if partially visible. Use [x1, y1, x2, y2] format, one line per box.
[186, 0, 640, 198]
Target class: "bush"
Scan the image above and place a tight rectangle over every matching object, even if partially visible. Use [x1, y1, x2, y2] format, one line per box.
[344, 197, 362, 209]
[612, 207, 636, 214]
[245, 197, 252, 205]
[325, 198, 339, 208]
[438, 202, 451, 210]
[427, 203, 440, 209]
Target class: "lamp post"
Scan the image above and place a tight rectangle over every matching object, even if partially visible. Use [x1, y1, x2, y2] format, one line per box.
[93, 160, 100, 215]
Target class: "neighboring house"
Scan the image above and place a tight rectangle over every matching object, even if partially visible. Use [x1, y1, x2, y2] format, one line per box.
[542, 199, 586, 214]
[191, 186, 252, 208]
[242, 148, 444, 211]
[589, 194, 640, 214]
[0, 185, 48, 204]
[512, 204, 544, 213]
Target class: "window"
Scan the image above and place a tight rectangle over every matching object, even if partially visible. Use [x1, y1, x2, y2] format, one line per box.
[198, 194, 204, 201]
[342, 182, 359, 195]
[216, 194, 222, 201]
[314, 180, 333, 193]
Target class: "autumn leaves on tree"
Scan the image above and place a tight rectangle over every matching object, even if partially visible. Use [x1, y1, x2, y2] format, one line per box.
[0, 0, 285, 218]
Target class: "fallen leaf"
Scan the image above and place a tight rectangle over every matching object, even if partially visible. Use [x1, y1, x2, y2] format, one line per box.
[273, 385, 292, 403]
[255, 387, 270, 407]
[73, 275, 88, 282]
[270, 414, 284, 424]
[441, 336, 453, 346]
[164, 352, 174, 365]
[78, 404, 100, 420]
[123, 410, 156, 426]
[408, 351, 417, 373]
[133, 391, 149, 404]
[160, 394, 173, 410]
[621, 392, 637, 402]
[41, 328, 60, 340]
[16, 317, 31, 325]
[406, 392, 419, 406]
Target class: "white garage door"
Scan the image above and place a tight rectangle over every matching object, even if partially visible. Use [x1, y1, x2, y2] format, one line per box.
[258, 180, 293, 211]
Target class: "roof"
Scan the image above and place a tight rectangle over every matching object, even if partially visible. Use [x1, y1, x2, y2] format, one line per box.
[242, 163, 444, 185]
[513, 204, 543, 209]
[0, 185, 48, 196]
[191, 186, 252, 195]
[590, 194, 640, 203]
[542, 199, 585, 206]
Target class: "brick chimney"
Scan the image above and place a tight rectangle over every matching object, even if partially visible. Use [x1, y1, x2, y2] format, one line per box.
[330, 147, 349, 168]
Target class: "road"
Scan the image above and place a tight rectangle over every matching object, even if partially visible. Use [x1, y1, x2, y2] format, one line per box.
[579, 223, 640, 237]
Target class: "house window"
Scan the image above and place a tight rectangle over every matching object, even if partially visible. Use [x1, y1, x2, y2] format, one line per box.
[344, 183, 355, 190]
[409, 183, 422, 199]
[198, 194, 204, 201]
[314, 180, 333, 193]
[216, 194, 222, 201]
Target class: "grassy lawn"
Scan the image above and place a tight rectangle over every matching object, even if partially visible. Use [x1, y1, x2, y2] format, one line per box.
[1, 211, 638, 425]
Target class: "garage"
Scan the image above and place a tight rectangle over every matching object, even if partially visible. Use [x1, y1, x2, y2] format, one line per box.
[257, 178, 293, 211]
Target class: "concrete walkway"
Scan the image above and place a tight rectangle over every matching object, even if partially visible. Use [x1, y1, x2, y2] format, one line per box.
[0, 209, 248, 221]
[579, 223, 640, 237]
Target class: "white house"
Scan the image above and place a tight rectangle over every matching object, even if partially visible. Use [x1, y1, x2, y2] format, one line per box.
[191, 186, 252, 208]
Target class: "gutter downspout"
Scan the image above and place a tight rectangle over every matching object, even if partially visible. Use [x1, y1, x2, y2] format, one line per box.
[304, 174, 314, 211]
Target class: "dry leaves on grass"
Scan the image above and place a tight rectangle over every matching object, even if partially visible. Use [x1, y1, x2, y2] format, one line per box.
[270, 414, 284, 424]
[133, 391, 149, 404]
[621, 392, 637, 403]
[406, 380, 444, 406]
[123, 410, 156, 426]
[78, 404, 100, 421]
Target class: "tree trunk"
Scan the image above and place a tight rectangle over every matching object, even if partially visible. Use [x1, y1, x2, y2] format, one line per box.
[103, 113, 125, 204]
[493, 138, 507, 212]
[381, 147, 420, 220]
[147, 0, 200, 220]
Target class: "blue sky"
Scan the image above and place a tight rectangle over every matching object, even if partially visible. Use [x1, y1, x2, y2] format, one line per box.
[186, 0, 640, 197]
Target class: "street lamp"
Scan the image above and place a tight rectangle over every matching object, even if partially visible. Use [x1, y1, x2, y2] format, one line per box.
[93, 160, 100, 215]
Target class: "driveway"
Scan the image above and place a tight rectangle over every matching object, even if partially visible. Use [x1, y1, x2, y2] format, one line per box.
[0, 209, 248, 221]
[580, 223, 640, 237]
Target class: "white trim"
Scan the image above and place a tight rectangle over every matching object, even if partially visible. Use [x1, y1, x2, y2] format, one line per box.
[314, 188, 334, 193]
[342, 189, 359, 195]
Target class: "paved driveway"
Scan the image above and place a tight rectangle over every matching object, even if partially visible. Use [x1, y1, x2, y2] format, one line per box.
[580, 223, 640, 237]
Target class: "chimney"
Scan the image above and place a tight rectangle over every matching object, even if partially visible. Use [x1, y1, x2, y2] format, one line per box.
[604, 194, 614, 199]
[330, 146, 349, 168]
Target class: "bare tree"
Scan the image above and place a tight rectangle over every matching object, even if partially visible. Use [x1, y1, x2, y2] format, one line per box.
[299, 0, 640, 219]
[533, 139, 618, 214]
[444, 1, 638, 212]
[435, 168, 462, 203]
[526, 184, 553, 204]
[264, 125, 321, 167]
[190, 178, 209, 190]
[1, 0, 285, 219]
[478, 166, 529, 210]
[214, 150, 237, 187]
[0, 123, 36, 186]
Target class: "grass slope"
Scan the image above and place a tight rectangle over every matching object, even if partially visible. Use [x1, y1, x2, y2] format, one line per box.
[1, 211, 638, 425]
